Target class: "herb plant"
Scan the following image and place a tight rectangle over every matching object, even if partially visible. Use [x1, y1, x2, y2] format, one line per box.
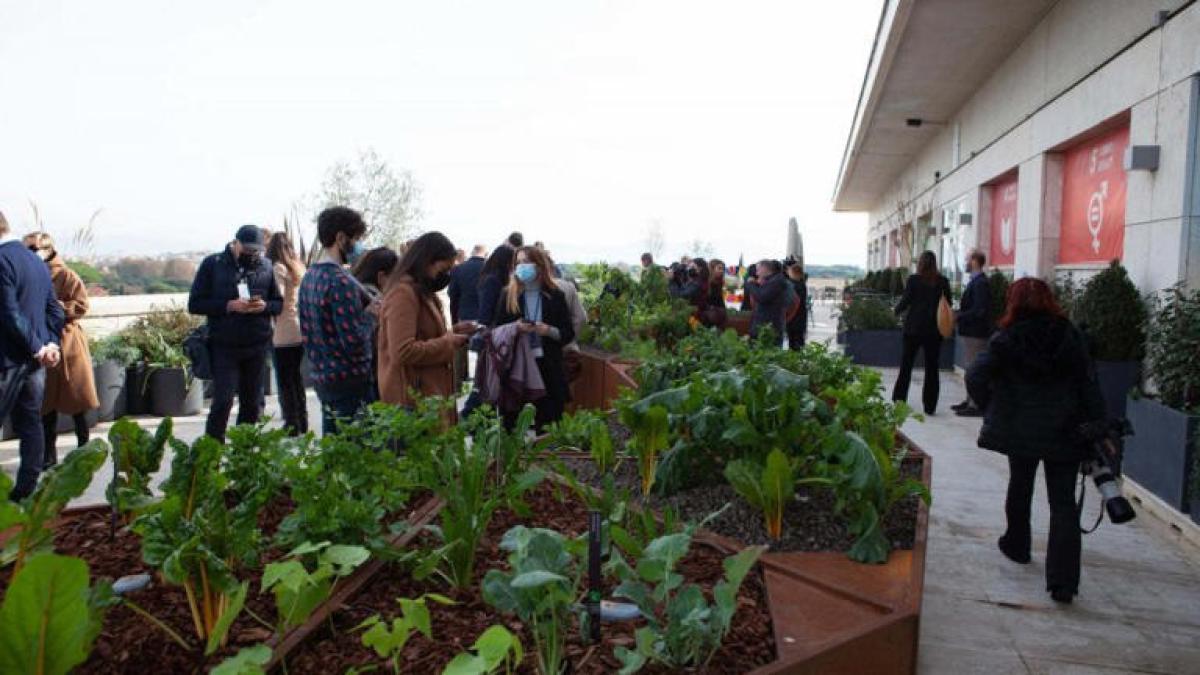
[261, 541, 370, 632]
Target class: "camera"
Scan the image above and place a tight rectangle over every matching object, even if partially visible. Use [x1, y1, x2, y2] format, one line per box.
[1076, 419, 1136, 525]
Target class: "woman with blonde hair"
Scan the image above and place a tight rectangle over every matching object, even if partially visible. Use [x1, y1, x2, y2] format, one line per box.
[25, 232, 97, 466]
[266, 231, 307, 435]
[492, 245, 574, 428]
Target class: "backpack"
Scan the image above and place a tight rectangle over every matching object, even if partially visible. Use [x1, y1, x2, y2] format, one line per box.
[183, 324, 213, 380]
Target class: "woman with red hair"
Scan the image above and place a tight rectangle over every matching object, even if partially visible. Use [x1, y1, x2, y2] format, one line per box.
[965, 277, 1105, 604]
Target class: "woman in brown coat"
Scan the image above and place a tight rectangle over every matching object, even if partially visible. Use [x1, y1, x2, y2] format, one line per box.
[377, 232, 473, 417]
[25, 233, 98, 466]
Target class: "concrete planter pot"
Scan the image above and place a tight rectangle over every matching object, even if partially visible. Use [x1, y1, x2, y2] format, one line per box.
[93, 360, 128, 422]
[148, 367, 204, 418]
[844, 330, 954, 370]
[1094, 361, 1140, 421]
[1124, 395, 1198, 512]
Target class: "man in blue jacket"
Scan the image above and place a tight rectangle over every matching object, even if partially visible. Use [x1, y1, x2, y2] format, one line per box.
[0, 210, 66, 501]
[953, 249, 992, 417]
[189, 225, 283, 442]
[448, 244, 486, 325]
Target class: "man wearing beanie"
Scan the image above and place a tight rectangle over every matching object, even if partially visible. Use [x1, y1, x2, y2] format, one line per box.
[188, 225, 283, 442]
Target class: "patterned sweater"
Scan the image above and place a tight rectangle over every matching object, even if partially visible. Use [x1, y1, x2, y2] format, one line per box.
[298, 262, 372, 386]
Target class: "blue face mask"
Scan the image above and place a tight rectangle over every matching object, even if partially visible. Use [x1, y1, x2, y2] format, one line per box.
[515, 263, 537, 285]
[344, 240, 365, 265]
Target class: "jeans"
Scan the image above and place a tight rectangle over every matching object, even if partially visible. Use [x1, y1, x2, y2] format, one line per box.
[7, 367, 46, 501]
[1004, 455, 1082, 593]
[272, 344, 308, 436]
[893, 333, 942, 414]
[41, 411, 89, 468]
[315, 380, 376, 436]
[207, 344, 268, 442]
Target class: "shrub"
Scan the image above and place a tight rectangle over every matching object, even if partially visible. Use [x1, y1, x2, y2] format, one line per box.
[988, 270, 1010, 328]
[838, 295, 900, 332]
[1145, 284, 1200, 411]
[90, 334, 141, 367]
[1073, 261, 1147, 361]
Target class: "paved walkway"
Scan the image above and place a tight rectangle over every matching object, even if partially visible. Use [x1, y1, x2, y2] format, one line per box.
[3, 303, 1198, 673]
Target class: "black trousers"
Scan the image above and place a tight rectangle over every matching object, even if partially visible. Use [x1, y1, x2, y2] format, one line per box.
[41, 412, 89, 467]
[786, 318, 806, 351]
[1004, 455, 1082, 594]
[5, 366, 45, 501]
[207, 344, 267, 442]
[892, 333, 942, 413]
[272, 345, 308, 436]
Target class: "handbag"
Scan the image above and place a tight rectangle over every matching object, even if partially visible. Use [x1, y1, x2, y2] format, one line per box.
[937, 295, 954, 338]
[183, 324, 213, 380]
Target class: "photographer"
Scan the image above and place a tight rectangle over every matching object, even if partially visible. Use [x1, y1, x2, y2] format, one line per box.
[965, 277, 1105, 604]
[668, 258, 709, 318]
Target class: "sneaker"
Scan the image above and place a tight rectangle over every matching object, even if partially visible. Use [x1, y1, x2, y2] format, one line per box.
[950, 401, 971, 412]
[997, 536, 1031, 564]
[1049, 588, 1076, 604]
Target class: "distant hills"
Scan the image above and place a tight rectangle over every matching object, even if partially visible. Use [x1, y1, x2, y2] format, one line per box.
[804, 264, 863, 279]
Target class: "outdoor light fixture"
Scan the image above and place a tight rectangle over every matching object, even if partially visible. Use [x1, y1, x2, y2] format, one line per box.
[959, 212, 973, 226]
[1124, 145, 1160, 172]
[906, 118, 923, 127]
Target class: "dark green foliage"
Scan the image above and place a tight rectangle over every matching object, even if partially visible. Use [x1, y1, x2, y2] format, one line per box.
[1052, 273, 1081, 319]
[1145, 284, 1200, 411]
[107, 417, 172, 517]
[577, 263, 694, 355]
[988, 270, 1010, 328]
[89, 335, 141, 367]
[1073, 261, 1147, 361]
[838, 295, 900, 332]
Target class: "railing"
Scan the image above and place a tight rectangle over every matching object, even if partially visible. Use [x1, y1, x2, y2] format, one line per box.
[79, 292, 189, 338]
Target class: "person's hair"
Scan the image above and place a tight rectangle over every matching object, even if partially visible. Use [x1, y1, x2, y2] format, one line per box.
[24, 232, 55, 257]
[641, 252, 653, 264]
[266, 231, 304, 284]
[916, 250, 938, 282]
[970, 250, 987, 269]
[480, 245, 515, 286]
[507, 231, 524, 248]
[470, 244, 487, 257]
[317, 206, 367, 248]
[757, 259, 782, 275]
[391, 231, 457, 295]
[352, 247, 399, 289]
[690, 257, 710, 286]
[0, 210, 8, 237]
[506, 246, 556, 313]
[998, 277, 1065, 329]
[709, 259, 725, 285]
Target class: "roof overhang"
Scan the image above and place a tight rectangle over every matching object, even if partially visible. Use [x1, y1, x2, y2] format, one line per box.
[832, 0, 1056, 212]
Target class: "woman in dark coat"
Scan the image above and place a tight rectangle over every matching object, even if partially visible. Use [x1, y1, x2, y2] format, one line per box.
[493, 245, 575, 429]
[477, 245, 514, 328]
[748, 259, 787, 346]
[892, 250, 951, 414]
[966, 277, 1105, 604]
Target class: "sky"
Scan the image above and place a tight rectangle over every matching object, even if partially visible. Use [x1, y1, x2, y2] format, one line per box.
[0, 0, 879, 266]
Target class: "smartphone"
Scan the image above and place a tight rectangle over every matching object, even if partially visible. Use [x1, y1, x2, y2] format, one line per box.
[237, 282, 250, 300]
[250, 295, 263, 303]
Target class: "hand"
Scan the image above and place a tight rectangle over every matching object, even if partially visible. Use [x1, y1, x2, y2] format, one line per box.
[516, 321, 536, 334]
[449, 333, 469, 348]
[227, 299, 250, 313]
[452, 321, 477, 335]
[36, 344, 60, 368]
[366, 299, 382, 318]
[244, 298, 267, 314]
[534, 321, 552, 337]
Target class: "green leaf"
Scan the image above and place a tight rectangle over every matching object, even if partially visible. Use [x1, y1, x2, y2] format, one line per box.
[205, 581, 249, 656]
[397, 596, 433, 640]
[260, 560, 308, 594]
[209, 644, 272, 675]
[285, 540, 331, 558]
[473, 624, 523, 671]
[0, 554, 106, 675]
[712, 546, 765, 632]
[442, 653, 489, 675]
[615, 646, 647, 675]
[510, 570, 568, 589]
[322, 544, 370, 576]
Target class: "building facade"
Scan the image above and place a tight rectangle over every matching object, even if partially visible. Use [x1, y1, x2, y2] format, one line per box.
[834, 0, 1200, 294]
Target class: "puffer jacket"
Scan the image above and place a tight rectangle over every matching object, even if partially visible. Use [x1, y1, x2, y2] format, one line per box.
[966, 315, 1105, 462]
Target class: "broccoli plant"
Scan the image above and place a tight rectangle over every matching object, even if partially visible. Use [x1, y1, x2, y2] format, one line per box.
[106, 417, 172, 519]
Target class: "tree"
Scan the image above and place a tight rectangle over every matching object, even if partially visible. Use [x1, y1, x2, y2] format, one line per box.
[317, 148, 422, 249]
[687, 239, 716, 259]
[644, 220, 666, 259]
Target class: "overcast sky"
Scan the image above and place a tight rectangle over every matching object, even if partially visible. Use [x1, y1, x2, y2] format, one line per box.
[0, 0, 879, 266]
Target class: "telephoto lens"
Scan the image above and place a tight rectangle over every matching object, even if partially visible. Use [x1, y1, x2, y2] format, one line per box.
[1090, 464, 1136, 524]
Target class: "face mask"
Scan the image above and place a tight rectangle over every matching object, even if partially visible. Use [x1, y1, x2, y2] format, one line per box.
[687, 267, 700, 278]
[238, 252, 260, 268]
[423, 271, 452, 293]
[515, 263, 538, 285]
[343, 240, 365, 265]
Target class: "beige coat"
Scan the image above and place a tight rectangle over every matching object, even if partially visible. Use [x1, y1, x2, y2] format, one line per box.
[377, 276, 459, 416]
[273, 262, 304, 347]
[43, 257, 99, 415]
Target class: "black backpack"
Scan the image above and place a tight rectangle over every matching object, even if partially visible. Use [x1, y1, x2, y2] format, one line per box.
[183, 324, 213, 380]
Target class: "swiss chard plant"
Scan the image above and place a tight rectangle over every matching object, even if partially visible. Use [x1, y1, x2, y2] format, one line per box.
[106, 417, 172, 520]
[1, 442, 109, 574]
[355, 593, 456, 673]
[608, 523, 765, 673]
[260, 541, 370, 632]
[442, 625, 524, 675]
[411, 405, 543, 589]
[618, 402, 670, 497]
[725, 448, 830, 540]
[482, 526, 585, 675]
[0, 553, 117, 675]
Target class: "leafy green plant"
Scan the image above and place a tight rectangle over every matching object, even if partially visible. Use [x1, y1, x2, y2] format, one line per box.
[837, 294, 899, 332]
[725, 448, 829, 540]
[1052, 272, 1081, 319]
[620, 404, 669, 497]
[210, 644, 272, 675]
[412, 405, 543, 589]
[106, 417, 172, 519]
[482, 527, 585, 675]
[1, 442, 109, 574]
[90, 334, 141, 367]
[1074, 261, 1147, 361]
[443, 625, 525, 675]
[0, 554, 115, 675]
[355, 593, 456, 673]
[988, 270, 1010, 329]
[261, 541, 370, 632]
[609, 503, 681, 561]
[541, 410, 616, 474]
[608, 522, 765, 673]
[1146, 284, 1200, 411]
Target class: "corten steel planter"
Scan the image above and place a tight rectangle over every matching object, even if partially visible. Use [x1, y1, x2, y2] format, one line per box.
[1124, 395, 1198, 512]
[575, 347, 639, 411]
[727, 312, 753, 337]
[844, 329, 954, 370]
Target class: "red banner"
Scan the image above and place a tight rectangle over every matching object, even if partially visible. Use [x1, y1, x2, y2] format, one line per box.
[1059, 125, 1129, 264]
[989, 174, 1018, 266]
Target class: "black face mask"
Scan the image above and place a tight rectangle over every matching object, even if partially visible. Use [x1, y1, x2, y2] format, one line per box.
[238, 253, 260, 269]
[422, 271, 451, 293]
[687, 267, 700, 279]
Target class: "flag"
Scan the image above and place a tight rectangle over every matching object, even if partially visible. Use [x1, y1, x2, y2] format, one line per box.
[735, 254, 746, 280]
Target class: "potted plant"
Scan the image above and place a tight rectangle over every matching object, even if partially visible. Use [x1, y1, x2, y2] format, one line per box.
[90, 334, 139, 422]
[838, 294, 954, 368]
[1124, 284, 1200, 513]
[144, 337, 203, 417]
[119, 304, 203, 416]
[1073, 261, 1147, 420]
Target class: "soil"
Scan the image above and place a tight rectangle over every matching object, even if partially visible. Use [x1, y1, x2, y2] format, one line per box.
[283, 481, 775, 674]
[561, 455, 923, 554]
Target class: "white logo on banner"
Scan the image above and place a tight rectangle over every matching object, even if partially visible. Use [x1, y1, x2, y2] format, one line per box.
[1001, 216, 1014, 255]
[1088, 180, 1108, 254]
